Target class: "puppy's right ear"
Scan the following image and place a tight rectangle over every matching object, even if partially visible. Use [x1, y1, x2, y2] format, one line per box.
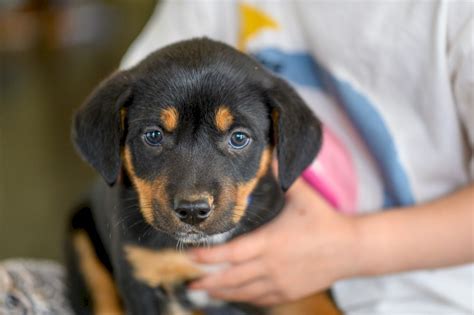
[72, 71, 133, 185]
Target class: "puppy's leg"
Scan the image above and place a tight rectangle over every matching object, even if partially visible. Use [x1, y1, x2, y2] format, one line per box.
[114, 272, 168, 315]
[120, 246, 267, 315]
[66, 206, 123, 315]
[117, 245, 199, 315]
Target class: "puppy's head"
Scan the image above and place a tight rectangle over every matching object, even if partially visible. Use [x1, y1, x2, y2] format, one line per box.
[73, 38, 321, 243]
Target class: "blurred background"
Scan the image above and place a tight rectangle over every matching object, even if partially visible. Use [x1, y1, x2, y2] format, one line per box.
[0, 0, 156, 261]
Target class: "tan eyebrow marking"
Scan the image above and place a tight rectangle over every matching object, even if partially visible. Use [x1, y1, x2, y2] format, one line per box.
[215, 106, 234, 132]
[160, 107, 179, 131]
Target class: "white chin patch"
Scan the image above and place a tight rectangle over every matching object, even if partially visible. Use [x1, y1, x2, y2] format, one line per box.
[179, 229, 235, 246]
[206, 230, 234, 244]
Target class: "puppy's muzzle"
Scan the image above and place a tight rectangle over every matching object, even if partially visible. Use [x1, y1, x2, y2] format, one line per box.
[173, 199, 212, 225]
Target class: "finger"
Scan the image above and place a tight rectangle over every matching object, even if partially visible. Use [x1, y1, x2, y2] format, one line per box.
[189, 259, 265, 290]
[189, 232, 266, 264]
[208, 277, 272, 302]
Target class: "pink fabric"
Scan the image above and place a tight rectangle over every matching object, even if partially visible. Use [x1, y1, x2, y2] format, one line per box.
[302, 127, 357, 214]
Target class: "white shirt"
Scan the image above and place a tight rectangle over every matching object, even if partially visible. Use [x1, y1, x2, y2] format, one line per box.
[121, 1, 474, 314]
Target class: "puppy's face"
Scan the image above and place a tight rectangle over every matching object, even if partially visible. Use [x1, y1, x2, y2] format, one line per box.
[122, 74, 272, 241]
[73, 39, 321, 244]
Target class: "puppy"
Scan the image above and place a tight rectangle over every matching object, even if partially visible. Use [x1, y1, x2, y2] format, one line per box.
[68, 38, 333, 315]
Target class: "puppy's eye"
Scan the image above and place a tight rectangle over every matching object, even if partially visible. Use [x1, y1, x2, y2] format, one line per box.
[143, 129, 163, 146]
[229, 131, 251, 149]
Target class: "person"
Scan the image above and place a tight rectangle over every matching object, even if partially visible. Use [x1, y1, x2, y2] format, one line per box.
[121, 1, 474, 314]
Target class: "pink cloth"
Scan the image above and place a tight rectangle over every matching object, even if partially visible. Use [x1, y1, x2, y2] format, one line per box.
[302, 127, 357, 214]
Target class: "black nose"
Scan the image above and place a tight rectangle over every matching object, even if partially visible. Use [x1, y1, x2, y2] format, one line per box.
[174, 200, 212, 225]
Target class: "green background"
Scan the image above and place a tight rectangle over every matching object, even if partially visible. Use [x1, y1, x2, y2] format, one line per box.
[0, 0, 156, 261]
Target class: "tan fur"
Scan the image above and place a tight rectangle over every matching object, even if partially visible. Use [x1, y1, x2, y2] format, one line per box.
[161, 107, 179, 132]
[123, 147, 168, 225]
[233, 147, 272, 223]
[124, 245, 203, 287]
[218, 179, 236, 216]
[271, 292, 341, 315]
[215, 106, 234, 132]
[120, 107, 127, 131]
[73, 231, 123, 315]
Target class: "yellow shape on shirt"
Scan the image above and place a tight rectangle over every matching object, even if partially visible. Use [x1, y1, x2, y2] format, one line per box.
[238, 3, 279, 51]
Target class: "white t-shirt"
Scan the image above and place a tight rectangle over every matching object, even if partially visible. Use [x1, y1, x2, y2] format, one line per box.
[121, 1, 474, 314]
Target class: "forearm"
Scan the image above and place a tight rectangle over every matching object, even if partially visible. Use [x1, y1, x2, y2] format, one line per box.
[353, 184, 474, 277]
[189, 181, 474, 304]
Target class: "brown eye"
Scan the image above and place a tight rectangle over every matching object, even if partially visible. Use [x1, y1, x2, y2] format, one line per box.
[229, 131, 250, 149]
[144, 129, 163, 146]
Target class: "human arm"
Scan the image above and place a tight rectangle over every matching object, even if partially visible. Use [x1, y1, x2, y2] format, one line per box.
[189, 178, 474, 305]
[354, 183, 474, 276]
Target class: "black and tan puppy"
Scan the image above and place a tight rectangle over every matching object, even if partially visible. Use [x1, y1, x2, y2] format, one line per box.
[68, 38, 336, 315]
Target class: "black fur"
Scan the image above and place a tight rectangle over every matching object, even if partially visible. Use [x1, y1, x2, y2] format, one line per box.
[68, 38, 322, 315]
[72, 74, 133, 185]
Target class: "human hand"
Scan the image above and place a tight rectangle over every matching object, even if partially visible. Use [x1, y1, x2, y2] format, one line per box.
[188, 178, 360, 306]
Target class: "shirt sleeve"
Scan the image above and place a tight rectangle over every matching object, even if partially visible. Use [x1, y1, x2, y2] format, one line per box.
[447, 1, 474, 178]
[120, 0, 239, 69]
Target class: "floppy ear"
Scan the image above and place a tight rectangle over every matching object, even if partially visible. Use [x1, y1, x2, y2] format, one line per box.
[72, 71, 133, 185]
[266, 77, 322, 191]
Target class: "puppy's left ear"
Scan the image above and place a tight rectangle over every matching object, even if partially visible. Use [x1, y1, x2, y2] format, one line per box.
[266, 77, 322, 191]
[72, 71, 133, 185]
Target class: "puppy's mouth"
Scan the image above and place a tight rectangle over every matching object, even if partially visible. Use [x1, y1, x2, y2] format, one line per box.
[174, 228, 236, 246]
[149, 200, 240, 246]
